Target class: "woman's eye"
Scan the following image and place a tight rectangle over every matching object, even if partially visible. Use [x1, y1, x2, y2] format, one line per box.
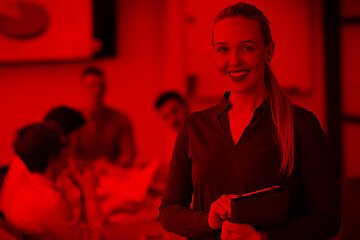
[241, 46, 254, 52]
[217, 47, 229, 53]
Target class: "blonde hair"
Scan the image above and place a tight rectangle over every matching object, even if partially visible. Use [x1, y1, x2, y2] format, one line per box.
[213, 2, 295, 175]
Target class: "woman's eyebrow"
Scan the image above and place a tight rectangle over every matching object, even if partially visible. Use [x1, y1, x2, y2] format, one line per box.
[240, 40, 257, 44]
[215, 42, 228, 45]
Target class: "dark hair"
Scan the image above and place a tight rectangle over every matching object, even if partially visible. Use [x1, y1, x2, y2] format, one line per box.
[13, 123, 65, 173]
[213, 2, 295, 176]
[155, 91, 187, 110]
[81, 66, 104, 79]
[44, 106, 85, 137]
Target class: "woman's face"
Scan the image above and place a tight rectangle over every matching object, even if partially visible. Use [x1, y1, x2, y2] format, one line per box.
[213, 16, 274, 94]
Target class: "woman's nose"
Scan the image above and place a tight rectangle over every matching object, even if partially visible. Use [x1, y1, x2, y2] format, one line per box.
[229, 50, 244, 66]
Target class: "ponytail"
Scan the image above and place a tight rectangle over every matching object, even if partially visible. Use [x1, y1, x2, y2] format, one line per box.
[265, 65, 295, 176]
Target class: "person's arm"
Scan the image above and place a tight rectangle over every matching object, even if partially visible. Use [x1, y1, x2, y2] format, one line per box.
[41, 194, 87, 240]
[264, 110, 341, 240]
[57, 166, 104, 240]
[116, 114, 136, 167]
[159, 118, 216, 238]
[81, 167, 104, 239]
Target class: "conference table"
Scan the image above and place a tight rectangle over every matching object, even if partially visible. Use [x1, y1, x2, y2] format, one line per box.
[103, 192, 184, 240]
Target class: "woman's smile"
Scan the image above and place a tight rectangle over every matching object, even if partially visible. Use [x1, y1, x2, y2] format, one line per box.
[227, 69, 250, 81]
[213, 16, 270, 94]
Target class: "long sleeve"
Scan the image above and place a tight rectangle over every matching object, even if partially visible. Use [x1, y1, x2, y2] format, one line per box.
[159, 118, 216, 238]
[116, 114, 137, 167]
[265, 109, 341, 240]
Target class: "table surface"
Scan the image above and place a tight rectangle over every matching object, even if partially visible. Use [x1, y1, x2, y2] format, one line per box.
[103, 192, 185, 240]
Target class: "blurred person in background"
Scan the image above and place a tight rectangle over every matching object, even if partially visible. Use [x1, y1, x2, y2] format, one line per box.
[155, 91, 190, 132]
[2, 122, 103, 240]
[73, 67, 137, 170]
[44, 106, 86, 138]
[150, 91, 191, 196]
[44, 106, 87, 172]
[44, 106, 89, 223]
[71, 67, 159, 220]
[1, 106, 86, 217]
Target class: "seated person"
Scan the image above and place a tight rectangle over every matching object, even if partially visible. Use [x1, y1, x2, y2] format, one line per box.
[151, 91, 190, 194]
[71, 67, 149, 217]
[44, 106, 88, 218]
[44, 106, 86, 141]
[2, 122, 103, 240]
[1, 106, 86, 215]
[74, 67, 137, 168]
[155, 91, 189, 132]
[44, 106, 87, 176]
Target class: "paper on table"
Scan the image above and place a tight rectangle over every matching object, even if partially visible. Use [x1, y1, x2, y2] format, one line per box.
[96, 157, 160, 216]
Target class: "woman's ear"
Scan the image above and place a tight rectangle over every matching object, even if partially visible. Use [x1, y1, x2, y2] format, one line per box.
[265, 42, 275, 63]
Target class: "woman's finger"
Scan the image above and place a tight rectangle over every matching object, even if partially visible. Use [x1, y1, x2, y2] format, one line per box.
[217, 195, 232, 219]
[212, 201, 229, 220]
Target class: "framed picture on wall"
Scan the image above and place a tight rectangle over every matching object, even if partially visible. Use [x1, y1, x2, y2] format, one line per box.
[0, 0, 116, 63]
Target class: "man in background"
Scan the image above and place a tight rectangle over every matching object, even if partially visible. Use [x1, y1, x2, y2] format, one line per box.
[74, 67, 136, 168]
[155, 91, 189, 132]
[150, 91, 190, 195]
[72, 67, 147, 218]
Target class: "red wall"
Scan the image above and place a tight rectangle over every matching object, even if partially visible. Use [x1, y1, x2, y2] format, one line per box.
[0, 0, 168, 166]
[0, 0, 348, 176]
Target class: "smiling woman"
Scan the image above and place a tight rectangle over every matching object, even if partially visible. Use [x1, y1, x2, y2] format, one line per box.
[159, 2, 341, 240]
[212, 17, 273, 96]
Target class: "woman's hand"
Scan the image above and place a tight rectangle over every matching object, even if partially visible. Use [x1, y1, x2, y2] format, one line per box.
[208, 195, 238, 230]
[221, 221, 262, 240]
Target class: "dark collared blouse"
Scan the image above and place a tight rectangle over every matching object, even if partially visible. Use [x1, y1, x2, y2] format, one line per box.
[159, 92, 340, 240]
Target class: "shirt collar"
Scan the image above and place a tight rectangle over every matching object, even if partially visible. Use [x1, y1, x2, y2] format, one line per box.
[216, 92, 232, 116]
[216, 91, 270, 117]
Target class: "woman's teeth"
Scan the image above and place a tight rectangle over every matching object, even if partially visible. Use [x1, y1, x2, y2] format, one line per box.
[229, 71, 248, 77]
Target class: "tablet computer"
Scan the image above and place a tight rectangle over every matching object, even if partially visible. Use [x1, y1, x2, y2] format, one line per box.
[230, 186, 289, 230]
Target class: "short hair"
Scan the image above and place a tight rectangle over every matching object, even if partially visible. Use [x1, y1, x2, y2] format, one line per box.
[44, 106, 85, 137]
[155, 91, 187, 110]
[81, 66, 104, 79]
[13, 123, 65, 173]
